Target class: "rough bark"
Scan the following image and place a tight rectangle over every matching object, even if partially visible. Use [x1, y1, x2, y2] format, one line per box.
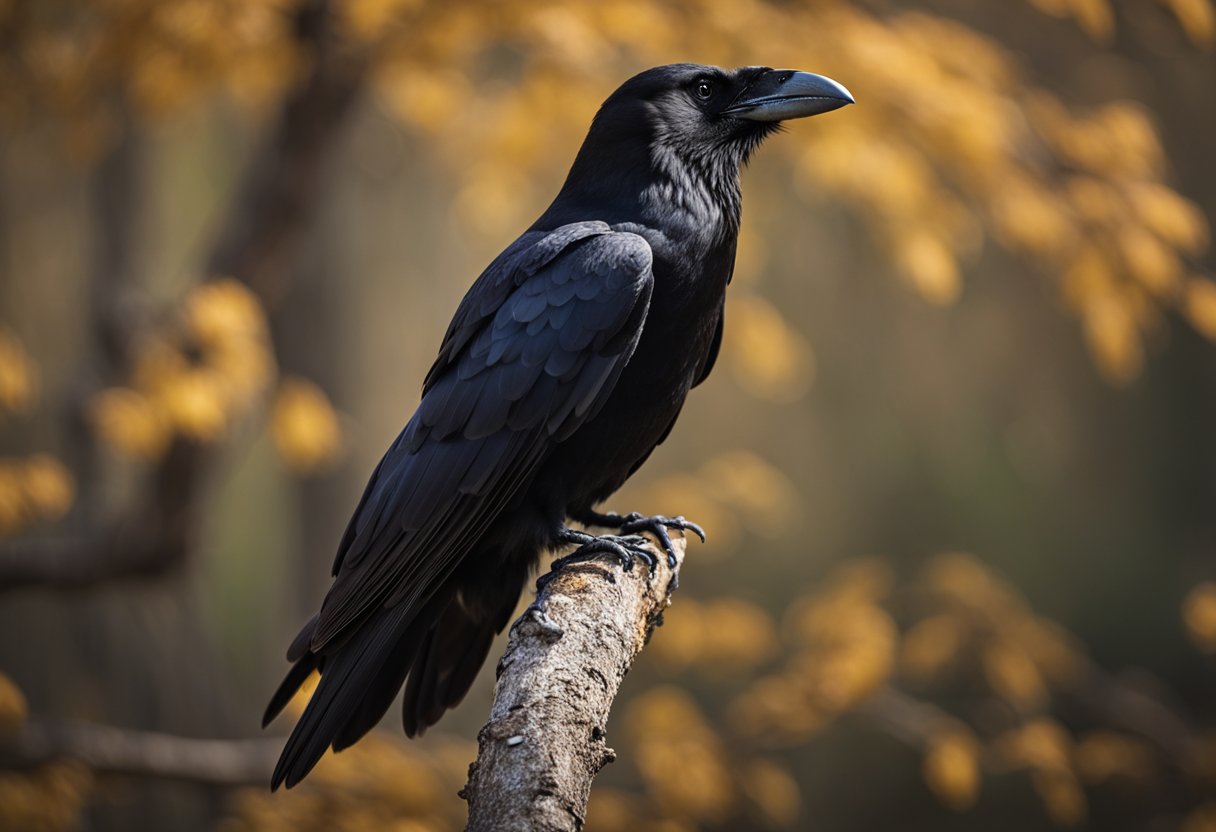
[462, 532, 686, 832]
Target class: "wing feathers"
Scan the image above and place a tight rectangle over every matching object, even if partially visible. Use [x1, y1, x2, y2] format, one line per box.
[307, 227, 653, 656]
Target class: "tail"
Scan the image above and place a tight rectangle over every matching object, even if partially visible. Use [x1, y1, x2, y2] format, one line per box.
[264, 589, 516, 789]
[401, 598, 506, 737]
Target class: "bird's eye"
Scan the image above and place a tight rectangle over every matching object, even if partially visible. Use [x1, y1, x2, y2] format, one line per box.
[694, 80, 713, 100]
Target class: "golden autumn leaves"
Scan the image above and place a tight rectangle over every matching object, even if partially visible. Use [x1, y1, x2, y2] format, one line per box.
[606, 553, 1216, 829]
[0, 0, 301, 159]
[0, 279, 343, 539]
[0, 672, 93, 832]
[0, 329, 75, 535]
[212, 550, 1216, 831]
[344, 0, 1216, 388]
[4, 0, 1216, 392]
[1029, 0, 1216, 46]
[86, 278, 341, 473]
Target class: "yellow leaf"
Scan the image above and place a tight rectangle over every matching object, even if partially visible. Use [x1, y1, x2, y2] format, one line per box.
[1066, 176, 1122, 225]
[132, 338, 190, 398]
[1011, 616, 1087, 685]
[923, 730, 981, 811]
[21, 454, 74, 520]
[159, 369, 230, 442]
[1075, 731, 1157, 785]
[89, 388, 172, 460]
[1162, 0, 1216, 46]
[724, 295, 816, 402]
[207, 339, 275, 407]
[994, 718, 1073, 773]
[698, 598, 780, 672]
[892, 230, 961, 305]
[341, 0, 423, 41]
[1061, 245, 1113, 312]
[0, 327, 38, 413]
[1100, 103, 1164, 177]
[983, 641, 1048, 710]
[185, 278, 268, 349]
[923, 552, 1025, 615]
[729, 673, 826, 742]
[699, 450, 799, 537]
[993, 177, 1078, 258]
[900, 614, 963, 681]
[741, 758, 801, 828]
[378, 66, 471, 132]
[789, 603, 897, 713]
[1128, 182, 1210, 254]
[1032, 770, 1087, 828]
[1183, 278, 1216, 341]
[1082, 293, 1143, 385]
[646, 598, 707, 669]
[1068, 0, 1115, 41]
[272, 378, 343, 474]
[1119, 225, 1181, 297]
[1183, 582, 1216, 652]
[0, 672, 27, 732]
[627, 687, 733, 822]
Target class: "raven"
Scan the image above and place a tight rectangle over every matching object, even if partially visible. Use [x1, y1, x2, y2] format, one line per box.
[265, 63, 852, 789]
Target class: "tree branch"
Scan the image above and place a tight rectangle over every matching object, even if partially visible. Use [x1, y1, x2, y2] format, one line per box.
[462, 532, 686, 832]
[3, 718, 281, 786]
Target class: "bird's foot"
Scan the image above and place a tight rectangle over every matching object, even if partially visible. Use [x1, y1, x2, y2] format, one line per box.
[535, 529, 660, 594]
[577, 511, 704, 568]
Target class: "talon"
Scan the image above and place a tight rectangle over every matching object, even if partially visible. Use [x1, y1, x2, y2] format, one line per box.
[615, 513, 705, 565]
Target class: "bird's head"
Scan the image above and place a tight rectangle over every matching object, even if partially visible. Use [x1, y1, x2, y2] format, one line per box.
[549, 64, 853, 232]
[605, 63, 853, 163]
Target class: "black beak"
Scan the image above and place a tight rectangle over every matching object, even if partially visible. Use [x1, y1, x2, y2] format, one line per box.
[724, 69, 854, 122]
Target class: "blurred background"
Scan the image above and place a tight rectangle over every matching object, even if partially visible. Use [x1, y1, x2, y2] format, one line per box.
[1, 0, 1215, 829]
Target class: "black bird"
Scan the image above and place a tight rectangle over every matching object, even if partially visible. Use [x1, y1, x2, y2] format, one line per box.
[264, 63, 853, 789]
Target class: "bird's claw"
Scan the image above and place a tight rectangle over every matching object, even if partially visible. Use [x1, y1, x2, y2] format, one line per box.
[616, 514, 705, 568]
[538, 531, 662, 594]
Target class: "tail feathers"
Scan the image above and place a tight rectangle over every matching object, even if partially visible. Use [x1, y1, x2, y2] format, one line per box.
[262, 652, 318, 728]
[286, 612, 319, 662]
[401, 602, 500, 737]
[330, 626, 425, 751]
[270, 604, 410, 791]
[266, 587, 516, 789]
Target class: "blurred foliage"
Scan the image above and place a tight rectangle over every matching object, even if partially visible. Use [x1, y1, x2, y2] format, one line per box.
[0, 327, 40, 414]
[90, 278, 276, 448]
[205, 554, 1216, 830]
[0, 672, 92, 832]
[1183, 583, 1216, 653]
[2, 0, 1214, 387]
[216, 673, 472, 832]
[1027, 0, 1216, 45]
[0, 761, 94, 832]
[271, 377, 344, 474]
[0, 453, 75, 536]
[84, 278, 341, 473]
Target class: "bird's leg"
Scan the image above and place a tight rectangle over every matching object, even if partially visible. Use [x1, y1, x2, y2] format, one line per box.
[533, 528, 660, 596]
[572, 509, 705, 569]
[552, 528, 659, 573]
